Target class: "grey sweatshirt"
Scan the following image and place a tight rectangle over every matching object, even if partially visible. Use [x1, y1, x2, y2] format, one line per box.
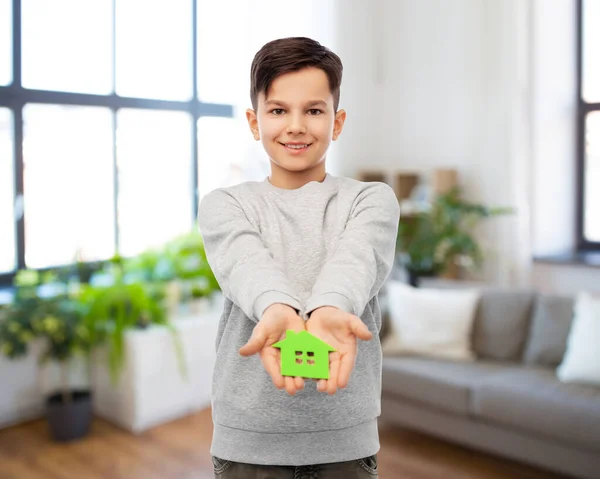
[197, 172, 400, 466]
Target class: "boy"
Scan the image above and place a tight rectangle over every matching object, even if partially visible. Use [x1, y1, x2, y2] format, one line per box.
[198, 37, 400, 478]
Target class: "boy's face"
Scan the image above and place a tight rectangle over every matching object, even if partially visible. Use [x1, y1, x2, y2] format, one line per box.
[246, 67, 346, 185]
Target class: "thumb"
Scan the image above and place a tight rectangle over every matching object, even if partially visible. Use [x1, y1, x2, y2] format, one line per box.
[239, 327, 268, 356]
[350, 316, 373, 341]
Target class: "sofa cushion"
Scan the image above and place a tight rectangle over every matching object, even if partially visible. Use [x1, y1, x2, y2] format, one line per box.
[383, 281, 481, 360]
[557, 292, 600, 386]
[524, 294, 574, 367]
[382, 357, 508, 416]
[472, 289, 535, 360]
[472, 367, 600, 452]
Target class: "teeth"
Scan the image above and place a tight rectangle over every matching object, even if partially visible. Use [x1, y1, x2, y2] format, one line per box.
[286, 144, 308, 149]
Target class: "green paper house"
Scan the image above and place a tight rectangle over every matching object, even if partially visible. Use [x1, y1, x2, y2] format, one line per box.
[272, 330, 336, 379]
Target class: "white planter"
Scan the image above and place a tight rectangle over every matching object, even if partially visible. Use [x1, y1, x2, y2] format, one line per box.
[0, 342, 43, 428]
[178, 291, 224, 317]
[91, 309, 220, 433]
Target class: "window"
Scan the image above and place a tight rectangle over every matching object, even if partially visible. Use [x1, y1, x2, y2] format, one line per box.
[116, 109, 193, 257]
[0, 0, 234, 284]
[21, 0, 113, 94]
[0, 108, 15, 273]
[578, 0, 600, 248]
[22, 105, 114, 268]
[0, 0, 11, 86]
[115, 0, 192, 101]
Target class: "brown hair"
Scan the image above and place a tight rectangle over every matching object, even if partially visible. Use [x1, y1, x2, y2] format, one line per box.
[250, 37, 343, 111]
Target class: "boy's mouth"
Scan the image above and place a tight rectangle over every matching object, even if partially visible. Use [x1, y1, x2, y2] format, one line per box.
[280, 142, 312, 154]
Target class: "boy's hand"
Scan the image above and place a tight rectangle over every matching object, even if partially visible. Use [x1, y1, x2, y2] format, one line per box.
[305, 306, 373, 395]
[239, 303, 306, 395]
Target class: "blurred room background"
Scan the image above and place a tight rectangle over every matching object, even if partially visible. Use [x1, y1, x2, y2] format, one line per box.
[0, 1, 598, 478]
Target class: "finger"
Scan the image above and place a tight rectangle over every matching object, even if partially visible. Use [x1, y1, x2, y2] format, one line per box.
[294, 376, 305, 391]
[350, 317, 373, 341]
[285, 376, 298, 395]
[317, 379, 327, 392]
[326, 352, 341, 395]
[338, 351, 357, 389]
[262, 351, 285, 389]
[239, 328, 267, 356]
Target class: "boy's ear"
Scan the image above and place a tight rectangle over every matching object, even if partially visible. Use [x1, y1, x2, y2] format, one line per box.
[332, 109, 346, 141]
[246, 109, 260, 141]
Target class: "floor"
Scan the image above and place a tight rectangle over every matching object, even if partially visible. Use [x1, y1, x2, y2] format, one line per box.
[0, 408, 568, 479]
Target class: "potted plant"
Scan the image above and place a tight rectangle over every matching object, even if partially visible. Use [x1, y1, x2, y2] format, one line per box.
[115, 233, 221, 317]
[81, 255, 187, 384]
[0, 269, 104, 442]
[396, 187, 512, 286]
[84, 254, 211, 433]
[163, 231, 221, 314]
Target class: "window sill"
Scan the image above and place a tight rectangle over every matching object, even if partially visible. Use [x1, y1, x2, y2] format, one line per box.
[533, 251, 600, 268]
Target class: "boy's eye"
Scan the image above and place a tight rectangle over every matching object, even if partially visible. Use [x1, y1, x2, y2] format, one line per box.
[308, 109, 323, 115]
[270, 109, 285, 115]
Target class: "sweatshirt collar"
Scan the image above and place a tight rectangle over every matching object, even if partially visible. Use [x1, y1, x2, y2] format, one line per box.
[262, 172, 336, 197]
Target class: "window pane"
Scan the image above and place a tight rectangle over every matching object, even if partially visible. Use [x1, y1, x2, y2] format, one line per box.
[584, 112, 600, 242]
[582, 0, 600, 103]
[23, 105, 115, 269]
[0, 109, 15, 273]
[116, 0, 192, 101]
[22, 0, 113, 94]
[0, 0, 11, 86]
[117, 109, 193, 256]
[196, 1, 246, 104]
[197, 116, 269, 201]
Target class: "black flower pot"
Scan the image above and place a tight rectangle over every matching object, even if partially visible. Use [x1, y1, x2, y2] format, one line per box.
[407, 270, 420, 287]
[45, 390, 92, 442]
[406, 269, 438, 288]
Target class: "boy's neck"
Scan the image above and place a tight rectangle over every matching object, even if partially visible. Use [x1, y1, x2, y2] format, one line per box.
[267, 164, 328, 190]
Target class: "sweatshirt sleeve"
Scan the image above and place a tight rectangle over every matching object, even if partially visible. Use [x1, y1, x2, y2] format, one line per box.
[197, 189, 302, 323]
[303, 183, 400, 320]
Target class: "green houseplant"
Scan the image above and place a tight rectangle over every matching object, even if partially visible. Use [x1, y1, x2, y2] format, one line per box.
[0, 268, 104, 442]
[396, 187, 512, 286]
[116, 232, 220, 314]
[0, 256, 188, 441]
[161, 231, 221, 313]
[82, 254, 187, 385]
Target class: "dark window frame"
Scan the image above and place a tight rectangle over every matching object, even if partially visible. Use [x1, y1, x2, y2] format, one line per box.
[0, 0, 234, 285]
[576, 0, 600, 251]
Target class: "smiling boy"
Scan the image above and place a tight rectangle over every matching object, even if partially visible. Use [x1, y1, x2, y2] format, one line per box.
[198, 37, 400, 478]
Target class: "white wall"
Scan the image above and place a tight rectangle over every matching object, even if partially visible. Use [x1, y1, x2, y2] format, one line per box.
[329, 0, 382, 177]
[340, 0, 600, 293]
[532, 263, 600, 295]
[379, 0, 483, 176]
[365, 0, 531, 285]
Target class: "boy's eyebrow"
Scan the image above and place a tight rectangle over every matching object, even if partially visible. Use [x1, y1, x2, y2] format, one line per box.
[264, 100, 328, 108]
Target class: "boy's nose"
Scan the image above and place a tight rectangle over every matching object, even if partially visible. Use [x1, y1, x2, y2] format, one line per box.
[285, 115, 306, 134]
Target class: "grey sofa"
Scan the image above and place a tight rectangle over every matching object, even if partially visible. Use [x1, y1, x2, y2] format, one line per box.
[378, 285, 600, 479]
